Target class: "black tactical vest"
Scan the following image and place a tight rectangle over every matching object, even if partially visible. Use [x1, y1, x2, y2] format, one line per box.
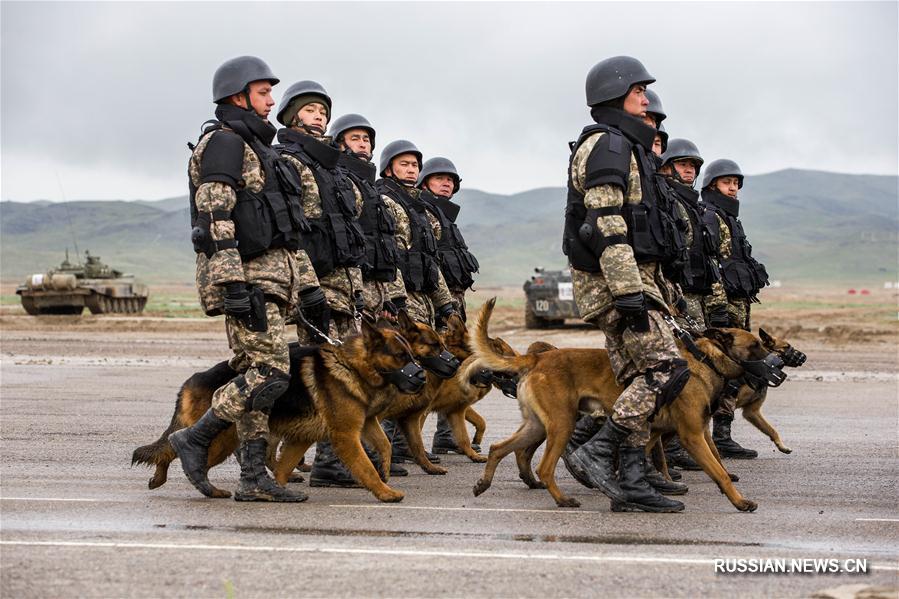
[563, 108, 685, 273]
[664, 179, 721, 295]
[276, 129, 366, 278]
[420, 190, 479, 291]
[702, 189, 769, 300]
[376, 178, 441, 293]
[189, 107, 308, 261]
[340, 153, 400, 283]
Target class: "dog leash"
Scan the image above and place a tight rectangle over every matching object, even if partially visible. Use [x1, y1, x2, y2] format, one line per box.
[297, 312, 343, 346]
[662, 314, 718, 372]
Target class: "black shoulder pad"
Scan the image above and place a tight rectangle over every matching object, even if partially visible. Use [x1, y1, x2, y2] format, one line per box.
[200, 130, 245, 188]
[583, 130, 632, 191]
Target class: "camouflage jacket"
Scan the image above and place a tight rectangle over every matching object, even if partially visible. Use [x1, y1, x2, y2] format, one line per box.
[280, 133, 364, 315]
[391, 184, 454, 325]
[569, 130, 671, 322]
[189, 126, 310, 316]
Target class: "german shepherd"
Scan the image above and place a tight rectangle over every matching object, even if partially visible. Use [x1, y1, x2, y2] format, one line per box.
[469, 298, 782, 512]
[132, 319, 433, 503]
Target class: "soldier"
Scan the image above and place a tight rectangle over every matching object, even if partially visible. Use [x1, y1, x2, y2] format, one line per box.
[416, 156, 481, 455]
[560, 56, 689, 513]
[644, 89, 667, 158]
[701, 159, 770, 459]
[329, 113, 408, 322]
[375, 140, 457, 463]
[273, 83, 372, 485]
[170, 56, 309, 502]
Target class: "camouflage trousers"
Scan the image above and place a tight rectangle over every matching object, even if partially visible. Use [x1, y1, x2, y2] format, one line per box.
[295, 310, 360, 345]
[678, 292, 709, 330]
[451, 289, 467, 322]
[597, 309, 682, 447]
[215, 301, 289, 442]
[406, 291, 435, 327]
[716, 384, 765, 417]
[727, 298, 751, 331]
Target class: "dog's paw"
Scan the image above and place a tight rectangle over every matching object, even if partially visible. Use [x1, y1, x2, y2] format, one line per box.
[424, 465, 448, 475]
[469, 453, 488, 463]
[210, 487, 232, 499]
[376, 488, 405, 503]
[556, 496, 581, 508]
[736, 498, 758, 512]
[519, 475, 546, 489]
[777, 445, 792, 454]
[287, 473, 305, 484]
[472, 479, 490, 496]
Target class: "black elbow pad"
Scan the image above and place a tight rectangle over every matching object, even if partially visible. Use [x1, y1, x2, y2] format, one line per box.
[584, 131, 632, 191]
[200, 131, 245, 188]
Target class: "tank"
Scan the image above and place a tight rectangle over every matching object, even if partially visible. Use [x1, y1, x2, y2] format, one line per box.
[16, 251, 149, 315]
[522, 267, 580, 329]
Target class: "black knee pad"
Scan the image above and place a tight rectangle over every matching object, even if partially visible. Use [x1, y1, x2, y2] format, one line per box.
[247, 367, 290, 414]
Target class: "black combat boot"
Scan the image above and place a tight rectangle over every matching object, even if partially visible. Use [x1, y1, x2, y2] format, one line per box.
[563, 417, 631, 502]
[611, 446, 685, 513]
[644, 456, 689, 495]
[382, 419, 440, 464]
[309, 440, 361, 488]
[431, 413, 480, 454]
[713, 413, 758, 459]
[234, 438, 308, 502]
[665, 436, 702, 470]
[169, 408, 232, 497]
[368, 445, 409, 478]
[562, 415, 603, 488]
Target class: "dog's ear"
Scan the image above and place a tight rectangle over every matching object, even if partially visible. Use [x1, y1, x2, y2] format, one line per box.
[374, 315, 393, 329]
[703, 328, 734, 349]
[396, 310, 416, 334]
[758, 327, 774, 347]
[446, 312, 466, 336]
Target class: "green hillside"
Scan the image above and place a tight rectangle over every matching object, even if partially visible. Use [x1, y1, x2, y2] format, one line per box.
[1, 169, 896, 286]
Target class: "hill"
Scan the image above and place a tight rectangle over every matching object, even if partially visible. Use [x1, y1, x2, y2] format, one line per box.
[1, 169, 896, 286]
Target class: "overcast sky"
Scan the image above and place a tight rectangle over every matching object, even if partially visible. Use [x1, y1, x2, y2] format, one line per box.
[1, 1, 897, 202]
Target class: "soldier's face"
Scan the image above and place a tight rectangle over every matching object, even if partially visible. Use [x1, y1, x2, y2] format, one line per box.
[425, 174, 455, 198]
[715, 176, 740, 198]
[233, 81, 274, 118]
[296, 102, 329, 132]
[341, 128, 372, 158]
[652, 135, 663, 157]
[673, 159, 698, 184]
[622, 84, 649, 117]
[387, 154, 420, 184]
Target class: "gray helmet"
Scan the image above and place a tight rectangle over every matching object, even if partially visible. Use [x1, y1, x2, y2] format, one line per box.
[417, 157, 461, 193]
[645, 89, 666, 125]
[275, 80, 332, 126]
[212, 56, 279, 104]
[379, 140, 423, 177]
[585, 56, 655, 107]
[661, 138, 704, 172]
[702, 159, 744, 189]
[329, 113, 376, 151]
[657, 123, 669, 154]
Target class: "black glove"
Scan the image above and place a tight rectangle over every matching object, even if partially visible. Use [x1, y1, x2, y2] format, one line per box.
[299, 287, 331, 341]
[435, 302, 456, 329]
[614, 292, 649, 332]
[391, 296, 407, 312]
[707, 306, 730, 328]
[673, 296, 688, 315]
[222, 282, 252, 318]
[353, 290, 365, 315]
[382, 300, 398, 317]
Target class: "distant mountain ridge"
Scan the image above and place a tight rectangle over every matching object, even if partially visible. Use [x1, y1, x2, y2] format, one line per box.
[2, 169, 896, 285]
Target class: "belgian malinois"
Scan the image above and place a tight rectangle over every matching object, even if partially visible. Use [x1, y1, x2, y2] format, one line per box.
[469, 299, 787, 512]
[132, 319, 431, 503]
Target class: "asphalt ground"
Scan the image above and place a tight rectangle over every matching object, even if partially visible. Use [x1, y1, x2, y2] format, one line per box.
[1, 323, 897, 598]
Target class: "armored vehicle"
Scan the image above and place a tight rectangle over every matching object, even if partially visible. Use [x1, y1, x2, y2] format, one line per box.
[523, 267, 580, 328]
[16, 251, 149, 315]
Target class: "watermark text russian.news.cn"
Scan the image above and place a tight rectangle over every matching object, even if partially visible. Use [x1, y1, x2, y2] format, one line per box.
[715, 558, 869, 575]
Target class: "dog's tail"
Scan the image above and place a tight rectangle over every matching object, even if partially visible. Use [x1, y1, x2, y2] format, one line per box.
[470, 298, 538, 375]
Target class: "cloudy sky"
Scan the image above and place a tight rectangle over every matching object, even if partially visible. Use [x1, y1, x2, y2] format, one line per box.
[1, 1, 897, 202]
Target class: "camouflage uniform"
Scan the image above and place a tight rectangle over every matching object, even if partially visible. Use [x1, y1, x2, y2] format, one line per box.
[281, 134, 364, 343]
[569, 131, 682, 447]
[190, 129, 300, 441]
[392, 186, 454, 327]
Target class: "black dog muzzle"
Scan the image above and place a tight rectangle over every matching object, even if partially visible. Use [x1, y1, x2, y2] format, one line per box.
[490, 371, 519, 398]
[383, 361, 427, 394]
[780, 345, 807, 368]
[741, 353, 787, 390]
[469, 368, 493, 388]
[420, 350, 460, 379]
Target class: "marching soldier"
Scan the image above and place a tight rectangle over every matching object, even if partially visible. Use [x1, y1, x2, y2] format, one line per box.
[170, 56, 310, 502]
[416, 156, 481, 455]
[560, 56, 689, 513]
[701, 159, 770, 459]
[644, 89, 668, 157]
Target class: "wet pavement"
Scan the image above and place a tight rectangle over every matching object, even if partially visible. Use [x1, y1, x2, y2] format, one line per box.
[1, 325, 897, 597]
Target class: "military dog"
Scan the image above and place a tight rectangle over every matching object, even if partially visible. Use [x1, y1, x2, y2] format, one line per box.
[132, 318, 443, 503]
[470, 298, 789, 512]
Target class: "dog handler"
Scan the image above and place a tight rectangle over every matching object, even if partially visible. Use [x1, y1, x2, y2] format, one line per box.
[561, 56, 690, 513]
[170, 56, 311, 502]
